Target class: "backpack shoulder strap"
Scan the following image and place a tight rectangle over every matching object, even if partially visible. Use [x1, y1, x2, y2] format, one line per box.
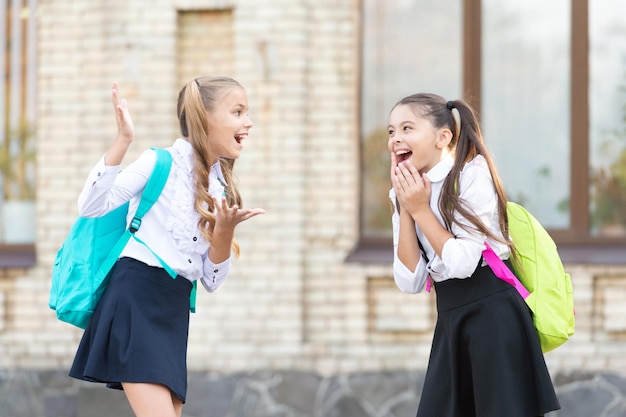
[129, 147, 172, 231]
[94, 148, 172, 280]
[128, 147, 177, 278]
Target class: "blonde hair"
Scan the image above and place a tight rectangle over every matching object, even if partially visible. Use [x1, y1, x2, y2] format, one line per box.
[176, 76, 243, 256]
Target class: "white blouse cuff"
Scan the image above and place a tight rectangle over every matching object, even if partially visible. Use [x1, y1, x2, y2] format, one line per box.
[441, 238, 481, 279]
[89, 156, 120, 185]
[393, 255, 427, 294]
[201, 256, 231, 292]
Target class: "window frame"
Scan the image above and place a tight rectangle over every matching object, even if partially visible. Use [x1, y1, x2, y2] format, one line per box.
[348, 0, 626, 265]
[0, 244, 36, 268]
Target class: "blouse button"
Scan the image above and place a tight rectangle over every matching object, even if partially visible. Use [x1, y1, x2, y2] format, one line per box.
[193, 237, 197, 241]
[214, 269, 219, 273]
[188, 259, 192, 263]
[96, 172, 101, 177]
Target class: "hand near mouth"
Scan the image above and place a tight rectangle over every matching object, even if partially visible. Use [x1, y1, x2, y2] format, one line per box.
[390, 152, 398, 173]
[391, 159, 432, 218]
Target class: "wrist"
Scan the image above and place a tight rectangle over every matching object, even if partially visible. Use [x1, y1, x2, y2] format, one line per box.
[212, 224, 234, 243]
[409, 205, 430, 221]
[399, 208, 415, 223]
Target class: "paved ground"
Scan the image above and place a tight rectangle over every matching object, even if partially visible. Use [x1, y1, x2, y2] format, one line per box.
[1, 369, 625, 417]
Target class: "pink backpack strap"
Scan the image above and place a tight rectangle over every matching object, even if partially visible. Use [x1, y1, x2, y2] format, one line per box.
[482, 242, 530, 299]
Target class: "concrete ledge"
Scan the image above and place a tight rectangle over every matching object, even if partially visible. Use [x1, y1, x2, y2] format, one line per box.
[1, 369, 625, 417]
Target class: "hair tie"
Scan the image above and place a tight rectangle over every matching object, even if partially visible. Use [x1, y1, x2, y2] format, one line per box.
[194, 78, 200, 87]
[446, 100, 461, 137]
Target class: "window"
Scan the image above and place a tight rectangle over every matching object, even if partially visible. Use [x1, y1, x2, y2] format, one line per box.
[0, 0, 37, 266]
[360, 0, 462, 242]
[354, 0, 626, 264]
[589, 0, 626, 238]
[482, 0, 571, 228]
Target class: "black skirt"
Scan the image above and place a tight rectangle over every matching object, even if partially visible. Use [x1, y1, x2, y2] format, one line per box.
[69, 257, 193, 403]
[416, 263, 560, 417]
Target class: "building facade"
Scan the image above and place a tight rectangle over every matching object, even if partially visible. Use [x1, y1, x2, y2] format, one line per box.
[1, 0, 625, 386]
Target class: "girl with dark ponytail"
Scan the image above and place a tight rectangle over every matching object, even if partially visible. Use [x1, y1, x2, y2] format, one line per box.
[69, 78, 264, 417]
[388, 93, 559, 417]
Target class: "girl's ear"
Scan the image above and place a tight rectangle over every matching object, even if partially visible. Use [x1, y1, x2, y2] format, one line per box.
[436, 128, 453, 150]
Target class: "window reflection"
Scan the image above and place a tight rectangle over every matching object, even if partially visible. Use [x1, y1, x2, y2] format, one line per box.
[361, 0, 462, 239]
[1, 3, 38, 244]
[589, 0, 626, 237]
[481, 0, 570, 229]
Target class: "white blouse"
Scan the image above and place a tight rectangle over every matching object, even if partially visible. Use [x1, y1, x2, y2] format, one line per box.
[77, 138, 231, 292]
[390, 153, 510, 294]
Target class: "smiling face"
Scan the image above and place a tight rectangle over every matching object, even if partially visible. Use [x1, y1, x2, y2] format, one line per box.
[205, 87, 253, 164]
[387, 103, 452, 174]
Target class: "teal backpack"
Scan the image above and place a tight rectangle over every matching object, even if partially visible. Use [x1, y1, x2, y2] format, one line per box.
[483, 202, 575, 353]
[49, 147, 197, 329]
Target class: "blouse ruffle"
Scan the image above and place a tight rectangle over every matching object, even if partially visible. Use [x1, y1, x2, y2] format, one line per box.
[164, 144, 227, 256]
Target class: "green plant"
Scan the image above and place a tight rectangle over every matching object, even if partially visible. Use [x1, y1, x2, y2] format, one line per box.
[0, 120, 36, 200]
[591, 148, 626, 231]
[590, 83, 626, 233]
[362, 127, 393, 237]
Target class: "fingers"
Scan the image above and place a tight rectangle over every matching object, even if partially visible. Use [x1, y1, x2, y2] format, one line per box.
[214, 196, 227, 209]
[390, 153, 400, 184]
[243, 208, 266, 219]
[112, 81, 120, 110]
[392, 161, 432, 212]
[213, 196, 265, 223]
[112, 83, 129, 121]
[397, 160, 420, 178]
[390, 152, 398, 169]
[393, 161, 420, 192]
[390, 168, 404, 193]
[112, 82, 130, 113]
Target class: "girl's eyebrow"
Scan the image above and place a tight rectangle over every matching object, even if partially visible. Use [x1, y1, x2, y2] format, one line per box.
[388, 120, 414, 129]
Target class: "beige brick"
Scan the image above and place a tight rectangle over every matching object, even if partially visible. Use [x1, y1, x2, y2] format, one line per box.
[1, 0, 625, 378]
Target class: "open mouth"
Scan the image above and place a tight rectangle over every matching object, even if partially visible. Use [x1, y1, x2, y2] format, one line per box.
[234, 134, 245, 144]
[396, 150, 412, 164]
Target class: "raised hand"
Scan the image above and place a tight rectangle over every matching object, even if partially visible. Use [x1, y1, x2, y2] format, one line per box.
[105, 82, 135, 166]
[112, 81, 134, 144]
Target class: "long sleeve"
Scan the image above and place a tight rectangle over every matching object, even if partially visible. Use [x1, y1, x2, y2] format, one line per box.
[390, 189, 430, 293]
[389, 154, 510, 289]
[200, 256, 231, 292]
[74, 140, 235, 291]
[77, 154, 146, 217]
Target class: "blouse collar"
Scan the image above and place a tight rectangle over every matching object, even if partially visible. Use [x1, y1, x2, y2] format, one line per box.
[425, 153, 454, 183]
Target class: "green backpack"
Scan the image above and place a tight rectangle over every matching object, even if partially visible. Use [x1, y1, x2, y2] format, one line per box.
[484, 202, 575, 353]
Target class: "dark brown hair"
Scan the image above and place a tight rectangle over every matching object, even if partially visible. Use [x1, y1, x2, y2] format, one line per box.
[393, 93, 512, 248]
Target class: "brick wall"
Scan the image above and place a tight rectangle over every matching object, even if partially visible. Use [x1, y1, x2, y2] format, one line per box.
[0, 0, 625, 378]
